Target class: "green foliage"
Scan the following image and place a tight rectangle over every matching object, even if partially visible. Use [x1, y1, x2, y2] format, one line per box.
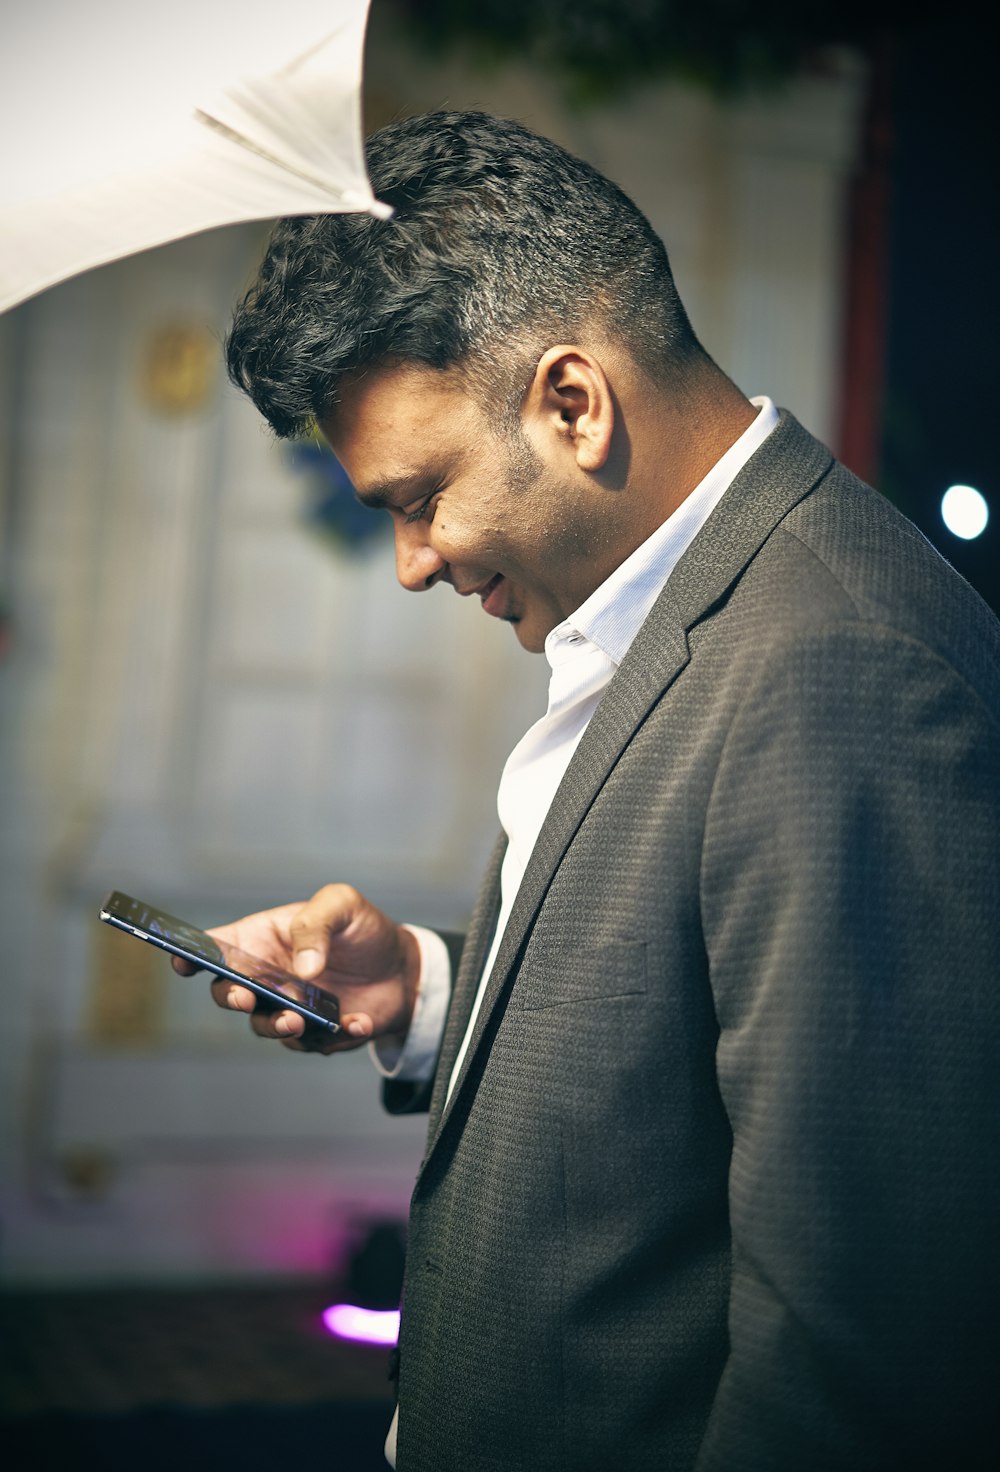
[394, 0, 907, 98]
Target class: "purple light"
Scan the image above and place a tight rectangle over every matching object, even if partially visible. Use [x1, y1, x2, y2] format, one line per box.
[322, 1303, 400, 1346]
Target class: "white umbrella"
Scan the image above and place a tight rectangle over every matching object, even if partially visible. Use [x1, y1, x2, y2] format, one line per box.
[0, 0, 388, 313]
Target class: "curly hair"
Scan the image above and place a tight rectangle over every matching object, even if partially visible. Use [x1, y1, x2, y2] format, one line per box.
[226, 111, 705, 438]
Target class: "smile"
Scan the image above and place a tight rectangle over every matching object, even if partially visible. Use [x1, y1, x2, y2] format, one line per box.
[478, 574, 506, 617]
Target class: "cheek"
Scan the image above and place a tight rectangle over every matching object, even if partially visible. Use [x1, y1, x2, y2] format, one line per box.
[435, 509, 509, 565]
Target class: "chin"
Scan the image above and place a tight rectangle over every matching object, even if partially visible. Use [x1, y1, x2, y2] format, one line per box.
[510, 618, 550, 655]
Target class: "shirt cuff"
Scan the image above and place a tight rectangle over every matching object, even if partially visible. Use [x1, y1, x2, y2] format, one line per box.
[368, 925, 452, 1082]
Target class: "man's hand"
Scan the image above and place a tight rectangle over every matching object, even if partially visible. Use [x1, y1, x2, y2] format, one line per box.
[171, 884, 421, 1055]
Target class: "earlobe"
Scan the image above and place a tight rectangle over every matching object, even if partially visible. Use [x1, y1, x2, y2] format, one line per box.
[530, 345, 614, 473]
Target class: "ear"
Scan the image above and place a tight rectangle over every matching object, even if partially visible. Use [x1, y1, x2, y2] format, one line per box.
[524, 346, 614, 473]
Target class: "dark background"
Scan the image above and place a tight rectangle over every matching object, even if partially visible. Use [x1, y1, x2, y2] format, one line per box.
[881, 17, 997, 613]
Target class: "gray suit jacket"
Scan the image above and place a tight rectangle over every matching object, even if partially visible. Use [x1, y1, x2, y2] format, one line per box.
[387, 413, 1000, 1470]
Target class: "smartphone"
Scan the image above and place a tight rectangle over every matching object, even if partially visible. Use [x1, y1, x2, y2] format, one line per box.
[99, 890, 341, 1036]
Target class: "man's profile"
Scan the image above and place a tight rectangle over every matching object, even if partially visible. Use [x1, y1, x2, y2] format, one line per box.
[179, 112, 999, 1470]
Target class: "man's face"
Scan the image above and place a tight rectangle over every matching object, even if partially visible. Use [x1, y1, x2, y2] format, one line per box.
[321, 359, 607, 652]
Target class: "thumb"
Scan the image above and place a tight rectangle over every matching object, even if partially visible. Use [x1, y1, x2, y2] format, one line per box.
[294, 947, 325, 980]
[289, 883, 360, 979]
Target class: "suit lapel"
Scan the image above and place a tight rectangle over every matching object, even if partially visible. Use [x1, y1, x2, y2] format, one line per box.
[425, 833, 506, 1134]
[418, 412, 834, 1168]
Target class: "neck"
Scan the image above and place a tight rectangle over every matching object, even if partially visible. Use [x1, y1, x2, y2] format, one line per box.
[624, 366, 757, 538]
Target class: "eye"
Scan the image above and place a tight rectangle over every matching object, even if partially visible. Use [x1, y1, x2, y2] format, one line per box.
[402, 488, 442, 525]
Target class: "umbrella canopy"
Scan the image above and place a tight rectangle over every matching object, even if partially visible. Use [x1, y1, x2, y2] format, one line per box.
[0, 0, 387, 313]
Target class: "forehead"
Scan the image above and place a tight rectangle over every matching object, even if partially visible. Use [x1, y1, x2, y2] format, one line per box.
[321, 360, 478, 457]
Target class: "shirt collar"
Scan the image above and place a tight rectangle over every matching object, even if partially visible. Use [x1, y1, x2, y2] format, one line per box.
[545, 395, 779, 668]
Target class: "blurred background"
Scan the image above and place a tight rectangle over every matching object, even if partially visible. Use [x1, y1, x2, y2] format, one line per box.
[1, 2, 995, 1466]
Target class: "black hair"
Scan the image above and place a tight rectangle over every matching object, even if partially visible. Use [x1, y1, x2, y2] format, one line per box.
[226, 110, 705, 438]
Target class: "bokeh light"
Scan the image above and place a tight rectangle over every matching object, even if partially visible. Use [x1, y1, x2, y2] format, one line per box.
[941, 484, 989, 540]
[322, 1303, 401, 1345]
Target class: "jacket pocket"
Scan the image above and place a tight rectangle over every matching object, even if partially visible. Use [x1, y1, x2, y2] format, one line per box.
[517, 939, 647, 1011]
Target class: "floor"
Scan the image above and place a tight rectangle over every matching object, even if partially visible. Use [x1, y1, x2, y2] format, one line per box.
[0, 1282, 395, 1471]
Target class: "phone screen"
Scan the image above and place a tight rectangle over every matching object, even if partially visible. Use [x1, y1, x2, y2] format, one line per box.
[99, 890, 340, 1034]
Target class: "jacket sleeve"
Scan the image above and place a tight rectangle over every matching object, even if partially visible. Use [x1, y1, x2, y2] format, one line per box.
[382, 929, 466, 1116]
[696, 621, 1000, 1470]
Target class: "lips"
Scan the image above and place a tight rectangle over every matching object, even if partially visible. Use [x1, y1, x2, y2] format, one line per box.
[455, 573, 508, 618]
[479, 574, 506, 617]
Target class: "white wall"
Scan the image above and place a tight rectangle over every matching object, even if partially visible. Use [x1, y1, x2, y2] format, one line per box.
[0, 31, 863, 1284]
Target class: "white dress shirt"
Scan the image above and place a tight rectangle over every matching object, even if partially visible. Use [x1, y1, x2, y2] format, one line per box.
[378, 395, 778, 1467]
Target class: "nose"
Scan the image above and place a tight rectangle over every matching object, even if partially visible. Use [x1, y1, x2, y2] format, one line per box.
[393, 521, 447, 592]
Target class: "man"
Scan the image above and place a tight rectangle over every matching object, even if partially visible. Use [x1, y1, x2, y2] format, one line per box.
[189, 113, 999, 1468]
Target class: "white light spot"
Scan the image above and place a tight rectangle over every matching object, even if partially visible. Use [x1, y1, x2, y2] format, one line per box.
[941, 484, 989, 540]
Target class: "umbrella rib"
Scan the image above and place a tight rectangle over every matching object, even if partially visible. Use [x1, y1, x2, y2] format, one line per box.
[193, 107, 392, 218]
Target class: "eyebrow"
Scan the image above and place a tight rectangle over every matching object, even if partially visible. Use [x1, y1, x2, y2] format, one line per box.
[353, 474, 424, 511]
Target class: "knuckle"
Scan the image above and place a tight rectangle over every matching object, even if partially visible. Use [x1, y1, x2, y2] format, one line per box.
[290, 883, 361, 937]
[317, 881, 359, 907]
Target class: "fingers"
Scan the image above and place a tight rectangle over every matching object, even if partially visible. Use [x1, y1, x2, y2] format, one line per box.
[251, 1005, 373, 1057]
[209, 976, 259, 1014]
[249, 1003, 306, 1039]
[284, 1012, 371, 1054]
[229, 983, 372, 1048]
[289, 883, 363, 978]
[207, 979, 340, 1040]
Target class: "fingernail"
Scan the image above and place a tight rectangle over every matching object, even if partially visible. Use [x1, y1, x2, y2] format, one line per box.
[296, 948, 323, 977]
[347, 1020, 367, 1038]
